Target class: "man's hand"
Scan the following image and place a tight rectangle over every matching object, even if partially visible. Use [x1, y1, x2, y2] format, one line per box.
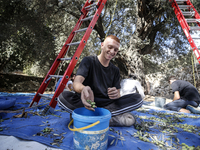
[108, 87, 120, 99]
[81, 86, 95, 111]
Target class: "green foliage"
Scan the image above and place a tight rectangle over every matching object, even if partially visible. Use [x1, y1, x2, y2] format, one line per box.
[143, 50, 195, 75]
[0, 0, 199, 76]
[142, 55, 161, 74]
[0, 0, 56, 74]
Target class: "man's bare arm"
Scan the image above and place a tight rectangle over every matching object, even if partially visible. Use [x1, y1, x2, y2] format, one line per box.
[173, 91, 180, 101]
[73, 75, 95, 111]
[73, 75, 85, 93]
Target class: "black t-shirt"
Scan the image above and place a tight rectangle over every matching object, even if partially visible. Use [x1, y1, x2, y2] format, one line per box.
[76, 55, 121, 98]
[171, 80, 200, 102]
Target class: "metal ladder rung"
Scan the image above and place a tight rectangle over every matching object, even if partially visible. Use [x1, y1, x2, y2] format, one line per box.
[169, 0, 186, 4]
[45, 75, 63, 83]
[58, 57, 72, 61]
[176, 0, 187, 1]
[81, 16, 94, 22]
[178, 5, 191, 9]
[38, 93, 53, 99]
[182, 11, 195, 16]
[74, 28, 88, 33]
[66, 41, 81, 46]
[49, 75, 63, 78]
[192, 37, 200, 39]
[186, 19, 199, 23]
[84, 2, 98, 9]
[190, 27, 200, 30]
[87, 6, 97, 11]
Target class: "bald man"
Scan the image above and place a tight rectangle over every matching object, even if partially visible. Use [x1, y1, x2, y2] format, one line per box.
[58, 35, 143, 126]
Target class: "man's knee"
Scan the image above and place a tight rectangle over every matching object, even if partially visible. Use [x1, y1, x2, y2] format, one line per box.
[109, 112, 136, 127]
[121, 113, 136, 126]
[163, 104, 168, 110]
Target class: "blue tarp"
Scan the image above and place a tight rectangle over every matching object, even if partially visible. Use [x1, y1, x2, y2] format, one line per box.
[0, 92, 200, 149]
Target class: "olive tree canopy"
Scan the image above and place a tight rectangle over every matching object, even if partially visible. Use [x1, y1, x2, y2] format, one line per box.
[0, 0, 199, 78]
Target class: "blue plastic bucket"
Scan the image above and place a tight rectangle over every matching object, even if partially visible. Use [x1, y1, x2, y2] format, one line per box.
[69, 107, 111, 150]
[0, 97, 16, 110]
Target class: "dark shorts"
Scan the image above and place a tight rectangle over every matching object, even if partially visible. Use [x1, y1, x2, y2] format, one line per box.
[163, 99, 199, 112]
[58, 91, 143, 116]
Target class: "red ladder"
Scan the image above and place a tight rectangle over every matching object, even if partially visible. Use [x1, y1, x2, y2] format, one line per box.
[29, 0, 107, 113]
[169, 0, 200, 64]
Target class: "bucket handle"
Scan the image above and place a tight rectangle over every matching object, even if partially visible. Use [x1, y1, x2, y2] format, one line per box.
[68, 119, 100, 131]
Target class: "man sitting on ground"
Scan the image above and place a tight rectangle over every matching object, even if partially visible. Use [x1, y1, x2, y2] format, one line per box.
[164, 76, 200, 114]
[58, 35, 143, 126]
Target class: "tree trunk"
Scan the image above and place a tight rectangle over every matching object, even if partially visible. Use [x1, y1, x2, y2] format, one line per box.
[112, 0, 169, 94]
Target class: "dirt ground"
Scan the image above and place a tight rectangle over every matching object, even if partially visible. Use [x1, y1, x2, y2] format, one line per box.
[0, 72, 55, 93]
